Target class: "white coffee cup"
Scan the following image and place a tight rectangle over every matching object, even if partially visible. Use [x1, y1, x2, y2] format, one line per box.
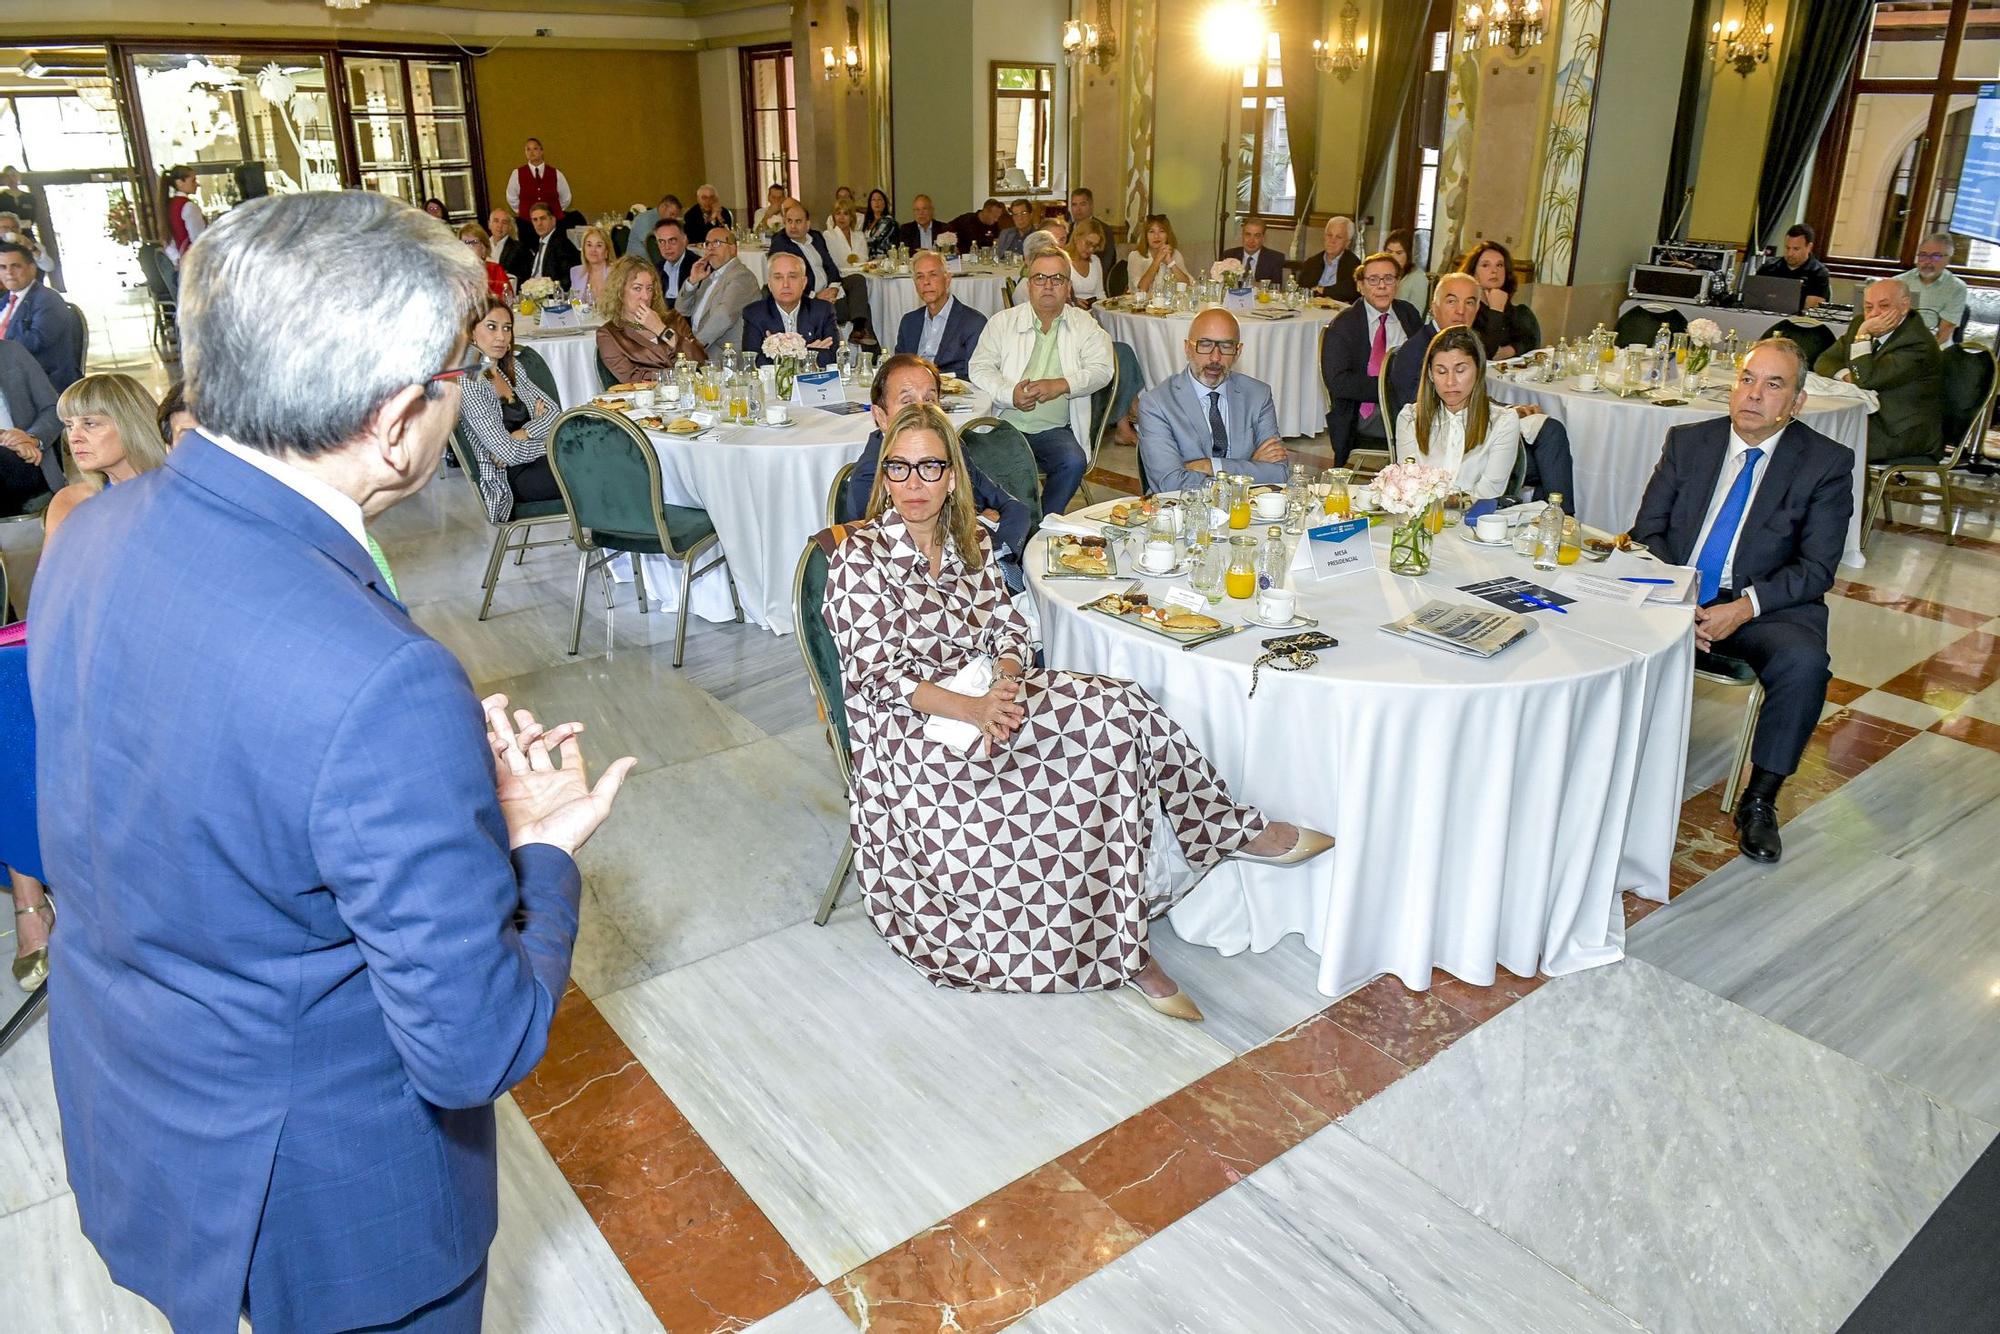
[635, 386, 657, 410]
[1576, 373, 1599, 392]
[659, 383, 682, 406]
[1253, 492, 1287, 520]
[1476, 514, 1507, 543]
[1256, 587, 1297, 623]
[1141, 538, 1177, 572]
[764, 402, 791, 426]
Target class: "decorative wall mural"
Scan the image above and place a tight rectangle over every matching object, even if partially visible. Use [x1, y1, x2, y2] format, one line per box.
[1122, 0, 1156, 245]
[1531, 0, 1605, 284]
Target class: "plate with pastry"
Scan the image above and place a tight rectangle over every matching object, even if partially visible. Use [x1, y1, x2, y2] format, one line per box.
[663, 417, 704, 436]
[1046, 533, 1117, 580]
[1084, 592, 1236, 643]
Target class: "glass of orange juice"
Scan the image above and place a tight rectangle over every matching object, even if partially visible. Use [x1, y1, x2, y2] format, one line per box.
[1322, 467, 1352, 517]
[1227, 475, 1251, 529]
[1225, 536, 1257, 598]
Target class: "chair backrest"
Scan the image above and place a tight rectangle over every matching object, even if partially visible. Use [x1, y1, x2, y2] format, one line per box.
[827, 460, 861, 526]
[793, 532, 854, 784]
[594, 349, 620, 390]
[444, 423, 502, 527]
[1104, 254, 1130, 298]
[1083, 346, 1122, 482]
[67, 301, 89, 377]
[1002, 276, 1018, 307]
[960, 415, 1044, 529]
[1377, 350, 1396, 426]
[1764, 318, 1835, 368]
[136, 244, 174, 303]
[1938, 344, 1997, 465]
[546, 407, 693, 556]
[1613, 304, 1686, 347]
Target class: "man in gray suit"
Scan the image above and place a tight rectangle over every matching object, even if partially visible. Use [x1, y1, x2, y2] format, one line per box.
[677, 226, 759, 356]
[1136, 308, 1287, 494]
[0, 334, 62, 514]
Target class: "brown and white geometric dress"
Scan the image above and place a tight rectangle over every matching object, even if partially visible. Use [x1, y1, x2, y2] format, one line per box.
[823, 508, 1267, 993]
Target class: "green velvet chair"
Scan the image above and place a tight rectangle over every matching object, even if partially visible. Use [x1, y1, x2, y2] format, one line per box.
[447, 345, 573, 620]
[545, 407, 740, 665]
[826, 461, 860, 527]
[1079, 345, 1126, 507]
[792, 529, 854, 924]
[1862, 344, 1997, 548]
[959, 416, 1044, 530]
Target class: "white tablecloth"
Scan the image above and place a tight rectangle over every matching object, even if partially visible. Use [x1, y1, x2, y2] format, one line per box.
[863, 271, 1008, 339]
[737, 247, 768, 286]
[1097, 307, 1336, 439]
[1030, 503, 1693, 996]
[516, 323, 605, 408]
[1486, 371, 1875, 567]
[626, 383, 992, 633]
[1615, 299, 1845, 345]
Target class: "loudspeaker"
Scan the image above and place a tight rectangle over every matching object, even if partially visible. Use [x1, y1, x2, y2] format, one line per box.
[232, 162, 268, 201]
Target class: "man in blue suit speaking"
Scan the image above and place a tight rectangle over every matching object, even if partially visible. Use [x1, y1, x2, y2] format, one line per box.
[1135, 307, 1288, 494]
[29, 191, 635, 1332]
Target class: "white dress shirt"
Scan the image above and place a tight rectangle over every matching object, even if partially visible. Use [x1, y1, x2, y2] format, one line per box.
[797, 241, 834, 294]
[505, 163, 572, 213]
[918, 297, 957, 362]
[1068, 254, 1106, 303]
[1363, 302, 1410, 358]
[1392, 400, 1522, 501]
[208, 432, 368, 552]
[1691, 427, 1781, 614]
[778, 302, 801, 335]
[826, 226, 866, 264]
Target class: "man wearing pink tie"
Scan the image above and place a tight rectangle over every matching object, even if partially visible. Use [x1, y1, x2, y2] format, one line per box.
[1320, 251, 1422, 465]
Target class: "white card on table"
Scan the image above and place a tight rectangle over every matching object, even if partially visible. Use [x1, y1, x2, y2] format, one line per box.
[1553, 570, 1649, 606]
[1304, 519, 1374, 580]
[1163, 587, 1208, 613]
[1223, 286, 1254, 311]
[794, 369, 845, 407]
[535, 305, 581, 330]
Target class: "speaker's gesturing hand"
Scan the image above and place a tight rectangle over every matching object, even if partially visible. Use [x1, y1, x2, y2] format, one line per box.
[483, 693, 637, 855]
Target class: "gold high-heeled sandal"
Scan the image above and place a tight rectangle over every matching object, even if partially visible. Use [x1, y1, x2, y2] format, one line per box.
[13, 899, 54, 994]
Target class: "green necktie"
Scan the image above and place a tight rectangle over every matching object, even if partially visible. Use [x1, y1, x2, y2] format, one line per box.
[364, 532, 401, 601]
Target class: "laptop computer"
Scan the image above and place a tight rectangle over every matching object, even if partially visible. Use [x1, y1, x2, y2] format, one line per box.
[1741, 273, 1806, 315]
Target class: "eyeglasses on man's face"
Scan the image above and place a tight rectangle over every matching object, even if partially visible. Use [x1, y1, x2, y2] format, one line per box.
[1191, 338, 1241, 355]
[1361, 273, 1398, 287]
[882, 457, 950, 483]
[1027, 273, 1070, 288]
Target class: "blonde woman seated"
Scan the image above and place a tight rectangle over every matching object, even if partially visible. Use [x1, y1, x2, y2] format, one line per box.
[1124, 214, 1193, 296]
[823, 403, 1332, 1020]
[1065, 221, 1108, 307]
[458, 296, 561, 523]
[569, 225, 615, 305]
[42, 373, 168, 545]
[1393, 326, 1522, 502]
[595, 254, 708, 384]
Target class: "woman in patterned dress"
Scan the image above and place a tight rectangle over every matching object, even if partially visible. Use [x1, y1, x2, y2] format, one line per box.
[823, 404, 1333, 1020]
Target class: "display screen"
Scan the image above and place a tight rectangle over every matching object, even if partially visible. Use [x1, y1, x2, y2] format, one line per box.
[1949, 84, 2000, 246]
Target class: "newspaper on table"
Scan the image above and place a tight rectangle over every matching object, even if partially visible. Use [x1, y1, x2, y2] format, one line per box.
[1380, 598, 1536, 659]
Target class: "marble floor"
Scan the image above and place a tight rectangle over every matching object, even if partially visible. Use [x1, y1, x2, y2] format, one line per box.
[3, 419, 1999, 1332]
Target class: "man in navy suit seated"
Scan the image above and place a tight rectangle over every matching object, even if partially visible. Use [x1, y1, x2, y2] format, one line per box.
[1135, 308, 1287, 494]
[1631, 338, 1854, 864]
[892, 251, 986, 378]
[0, 240, 82, 391]
[29, 190, 636, 1332]
[1220, 217, 1286, 286]
[742, 251, 839, 366]
[1321, 251, 1423, 464]
[768, 197, 875, 343]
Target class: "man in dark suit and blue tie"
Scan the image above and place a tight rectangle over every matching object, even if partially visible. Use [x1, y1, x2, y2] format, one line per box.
[1631, 338, 1854, 864]
[893, 251, 986, 378]
[742, 251, 839, 365]
[29, 191, 635, 1332]
[1322, 251, 1423, 465]
[1221, 218, 1287, 286]
[1136, 308, 1287, 494]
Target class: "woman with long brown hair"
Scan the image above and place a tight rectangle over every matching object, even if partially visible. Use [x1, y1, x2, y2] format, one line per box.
[1124, 214, 1192, 295]
[457, 296, 561, 524]
[1394, 325, 1521, 500]
[1460, 240, 1542, 361]
[594, 253, 707, 383]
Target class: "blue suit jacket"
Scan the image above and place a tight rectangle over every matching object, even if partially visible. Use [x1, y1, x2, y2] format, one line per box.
[741, 294, 839, 366]
[893, 298, 987, 378]
[1135, 369, 1285, 494]
[1386, 319, 1439, 422]
[30, 434, 582, 1331]
[1, 280, 82, 391]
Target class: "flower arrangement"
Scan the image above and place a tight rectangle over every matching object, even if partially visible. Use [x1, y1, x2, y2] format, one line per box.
[106, 191, 142, 248]
[761, 331, 809, 363]
[935, 231, 958, 252]
[1209, 257, 1245, 283]
[1369, 459, 1455, 517]
[1686, 317, 1721, 347]
[519, 276, 561, 303]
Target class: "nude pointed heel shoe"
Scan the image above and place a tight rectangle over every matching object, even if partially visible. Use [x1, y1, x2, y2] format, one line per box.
[1142, 986, 1204, 1023]
[1233, 825, 1335, 867]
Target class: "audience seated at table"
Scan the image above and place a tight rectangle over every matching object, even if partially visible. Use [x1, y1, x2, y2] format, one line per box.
[770, 198, 875, 344]
[1123, 214, 1193, 296]
[507, 202, 579, 286]
[676, 227, 759, 357]
[743, 252, 838, 367]
[456, 224, 512, 298]
[1387, 272, 1478, 420]
[652, 217, 700, 305]
[1385, 228, 1428, 310]
[1813, 278, 1943, 463]
[1011, 230, 1066, 307]
[1394, 326, 1522, 502]
[0, 337, 61, 516]
[822, 185, 856, 233]
[948, 199, 1007, 249]
[569, 226, 615, 304]
[1137, 308, 1287, 494]
[754, 182, 788, 233]
[41, 373, 168, 546]
[421, 198, 448, 222]
[826, 201, 868, 268]
[1324, 251, 1423, 465]
[0, 239, 82, 391]
[862, 188, 898, 258]
[458, 297, 562, 524]
[893, 251, 986, 377]
[623, 193, 678, 259]
[1067, 187, 1097, 229]
[969, 249, 1115, 516]
[1631, 339, 1852, 864]
[995, 201, 1038, 260]
[1065, 223, 1108, 307]
[897, 194, 942, 251]
[1897, 233, 1965, 342]
[1299, 215, 1360, 302]
[1222, 217, 1286, 285]
[823, 401, 1331, 1018]
[1754, 224, 1831, 310]
[486, 207, 522, 273]
[841, 353, 1031, 587]
[685, 184, 734, 249]
[1462, 240, 1541, 361]
[596, 254, 707, 382]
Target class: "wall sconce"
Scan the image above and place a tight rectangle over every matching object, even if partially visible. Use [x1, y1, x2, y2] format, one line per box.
[1710, 0, 1775, 76]
[1313, 1, 1369, 82]
[821, 7, 865, 88]
[1062, 1, 1119, 67]
[1460, 0, 1544, 56]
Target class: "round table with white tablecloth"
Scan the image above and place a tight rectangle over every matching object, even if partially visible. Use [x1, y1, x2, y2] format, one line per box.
[1096, 305, 1337, 439]
[1485, 368, 1876, 567]
[1028, 500, 1693, 997]
[862, 269, 1009, 340]
[621, 381, 993, 633]
[515, 316, 607, 408]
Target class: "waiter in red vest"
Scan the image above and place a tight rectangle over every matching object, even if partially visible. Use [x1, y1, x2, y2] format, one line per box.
[505, 137, 572, 219]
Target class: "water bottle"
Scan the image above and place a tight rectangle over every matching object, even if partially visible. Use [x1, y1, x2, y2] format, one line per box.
[1257, 525, 1288, 592]
[1533, 495, 1565, 571]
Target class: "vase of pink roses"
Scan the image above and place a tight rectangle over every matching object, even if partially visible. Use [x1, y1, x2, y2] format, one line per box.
[1371, 458, 1457, 576]
[762, 331, 809, 397]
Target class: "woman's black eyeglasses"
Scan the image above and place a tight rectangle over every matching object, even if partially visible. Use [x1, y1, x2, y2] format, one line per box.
[882, 457, 950, 483]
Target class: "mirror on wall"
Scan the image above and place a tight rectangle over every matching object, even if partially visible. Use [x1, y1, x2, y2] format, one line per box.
[990, 63, 1054, 195]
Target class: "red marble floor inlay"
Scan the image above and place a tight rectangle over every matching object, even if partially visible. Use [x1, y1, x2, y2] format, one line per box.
[1879, 519, 2000, 557]
[1831, 580, 1989, 628]
[1322, 975, 1480, 1066]
[1238, 1013, 1411, 1121]
[1934, 711, 2000, 754]
[1879, 632, 2000, 711]
[942, 1163, 1146, 1309]
[1427, 967, 1546, 1024]
[1057, 1107, 1237, 1237]
[1824, 677, 1870, 708]
[1150, 1055, 1331, 1179]
[833, 1223, 1033, 1334]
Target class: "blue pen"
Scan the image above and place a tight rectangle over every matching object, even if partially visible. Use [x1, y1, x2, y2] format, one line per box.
[1620, 577, 1674, 585]
[1519, 594, 1568, 614]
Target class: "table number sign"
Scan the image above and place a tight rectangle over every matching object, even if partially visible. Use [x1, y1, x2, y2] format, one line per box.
[534, 304, 581, 331]
[1223, 286, 1255, 312]
[793, 369, 845, 408]
[1304, 519, 1374, 580]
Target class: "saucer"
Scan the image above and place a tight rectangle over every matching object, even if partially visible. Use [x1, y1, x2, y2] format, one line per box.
[1242, 607, 1309, 629]
[1458, 526, 1513, 547]
[756, 417, 798, 430]
[1136, 560, 1191, 577]
[1568, 382, 1603, 394]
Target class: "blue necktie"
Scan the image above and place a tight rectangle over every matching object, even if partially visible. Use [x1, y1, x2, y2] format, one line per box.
[1694, 446, 1763, 602]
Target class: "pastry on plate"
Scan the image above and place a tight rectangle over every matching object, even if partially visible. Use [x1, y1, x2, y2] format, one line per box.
[666, 418, 702, 435]
[1161, 611, 1222, 632]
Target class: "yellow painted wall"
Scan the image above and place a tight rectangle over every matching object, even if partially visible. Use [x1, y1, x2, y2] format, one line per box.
[1685, 0, 1795, 244]
[474, 47, 706, 219]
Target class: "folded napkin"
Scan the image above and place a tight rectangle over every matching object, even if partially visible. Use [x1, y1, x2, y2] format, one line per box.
[1038, 513, 1106, 539]
[1804, 372, 1880, 412]
[922, 656, 994, 755]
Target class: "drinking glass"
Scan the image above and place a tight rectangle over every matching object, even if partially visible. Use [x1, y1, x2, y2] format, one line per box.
[1224, 537, 1258, 599]
[837, 343, 857, 383]
[1442, 491, 1465, 529]
[1322, 467, 1352, 518]
[1189, 539, 1226, 605]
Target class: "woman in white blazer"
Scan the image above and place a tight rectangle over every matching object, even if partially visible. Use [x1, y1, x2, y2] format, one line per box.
[1393, 325, 1521, 501]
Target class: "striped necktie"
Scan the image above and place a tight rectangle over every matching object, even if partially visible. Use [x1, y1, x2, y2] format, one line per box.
[364, 532, 401, 601]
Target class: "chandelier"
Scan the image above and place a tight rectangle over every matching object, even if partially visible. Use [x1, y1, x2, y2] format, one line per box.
[1313, 1, 1369, 82]
[1062, 1, 1118, 67]
[1460, 0, 1544, 56]
[1710, 0, 1774, 76]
